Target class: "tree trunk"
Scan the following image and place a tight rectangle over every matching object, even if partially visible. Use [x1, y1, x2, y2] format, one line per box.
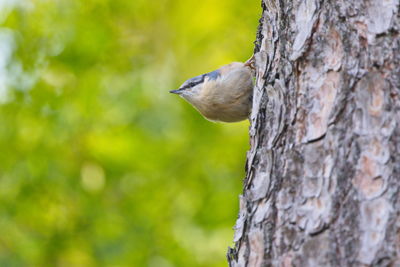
[228, 0, 400, 266]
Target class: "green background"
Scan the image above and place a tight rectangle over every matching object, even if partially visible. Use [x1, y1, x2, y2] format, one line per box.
[0, 0, 259, 266]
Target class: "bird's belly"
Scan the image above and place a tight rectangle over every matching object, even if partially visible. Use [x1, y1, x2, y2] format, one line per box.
[199, 101, 250, 122]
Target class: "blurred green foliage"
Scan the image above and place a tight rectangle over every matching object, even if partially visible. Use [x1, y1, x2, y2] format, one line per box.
[0, 0, 259, 266]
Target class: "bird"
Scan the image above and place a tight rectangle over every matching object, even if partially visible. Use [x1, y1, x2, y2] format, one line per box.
[170, 59, 255, 122]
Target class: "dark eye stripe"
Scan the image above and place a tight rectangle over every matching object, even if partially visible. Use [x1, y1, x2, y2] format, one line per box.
[179, 69, 220, 90]
[189, 78, 204, 87]
[180, 74, 205, 90]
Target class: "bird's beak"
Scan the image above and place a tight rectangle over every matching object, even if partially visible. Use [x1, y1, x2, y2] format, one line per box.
[169, 89, 183, 94]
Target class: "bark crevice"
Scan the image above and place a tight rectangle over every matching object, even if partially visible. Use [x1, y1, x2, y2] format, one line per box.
[228, 0, 400, 266]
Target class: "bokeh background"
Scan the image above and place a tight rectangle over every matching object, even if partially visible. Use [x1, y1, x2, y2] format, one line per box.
[0, 0, 259, 266]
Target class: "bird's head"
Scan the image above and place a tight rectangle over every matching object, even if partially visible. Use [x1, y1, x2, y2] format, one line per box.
[169, 70, 220, 100]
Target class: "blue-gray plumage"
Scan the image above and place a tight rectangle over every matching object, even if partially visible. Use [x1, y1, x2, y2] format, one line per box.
[206, 70, 220, 80]
[170, 62, 254, 122]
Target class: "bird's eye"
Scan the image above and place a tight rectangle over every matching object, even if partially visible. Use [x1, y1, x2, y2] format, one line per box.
[189, 78, 204, 87]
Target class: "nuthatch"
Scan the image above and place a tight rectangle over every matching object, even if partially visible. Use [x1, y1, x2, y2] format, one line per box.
[170, 60, 254, 122]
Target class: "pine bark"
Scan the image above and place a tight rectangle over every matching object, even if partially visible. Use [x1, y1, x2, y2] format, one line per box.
[228, 0, 400, 266]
